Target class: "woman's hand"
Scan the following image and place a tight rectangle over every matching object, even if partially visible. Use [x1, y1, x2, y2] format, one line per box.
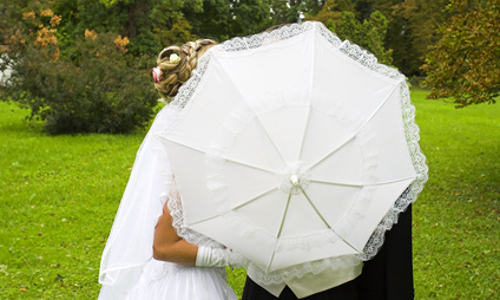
[153, 201, 198, 265]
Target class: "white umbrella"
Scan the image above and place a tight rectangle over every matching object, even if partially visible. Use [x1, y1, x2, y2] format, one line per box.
[156, 22, 427, 280]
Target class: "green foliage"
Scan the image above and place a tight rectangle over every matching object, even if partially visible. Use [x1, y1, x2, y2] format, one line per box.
[127, 27, 163, 56]
[183, 0, 234, 41]
[1, 29, 158, 134]
[1, 91, 499, 298]
[99, 0, 131, 7]
[313, 4, 393, 65]
[327, 11, 360, 40]
[359, 10, 392, 65]
[345, 0, 450, 77]
[185, 0, 272, 40]
[353, 0, 376, 20]
[229, 0, 271, 36]
[152, 18, 197, 48]
[422, 0, 500, 107]
[387, 0, 450, 77]
[226, 267, 247, 298]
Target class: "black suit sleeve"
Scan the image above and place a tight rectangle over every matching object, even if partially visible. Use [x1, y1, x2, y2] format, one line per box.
[356, 205, 414, 300]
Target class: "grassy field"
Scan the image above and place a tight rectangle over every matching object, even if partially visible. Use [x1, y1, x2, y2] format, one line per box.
[0, 91, 499, 299]
[411, 90, 500, 299]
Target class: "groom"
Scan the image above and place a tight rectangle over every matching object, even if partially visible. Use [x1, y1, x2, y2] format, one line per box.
[241, 206, 414, 300]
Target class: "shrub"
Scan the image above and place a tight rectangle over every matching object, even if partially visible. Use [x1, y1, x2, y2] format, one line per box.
[1, 10, 158, 134]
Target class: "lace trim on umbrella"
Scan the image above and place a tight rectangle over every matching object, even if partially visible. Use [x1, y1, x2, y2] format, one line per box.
[158, 20, 428, 282]
[221, 22, 315, 52]
[168, 51, 212, 110]
[166, 187, 224, 249]
[248, 255, 362, 285]
[360, 82, 429, 261]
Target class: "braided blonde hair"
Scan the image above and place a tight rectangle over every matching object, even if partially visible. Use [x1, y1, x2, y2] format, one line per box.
[154, 39, 217, 102]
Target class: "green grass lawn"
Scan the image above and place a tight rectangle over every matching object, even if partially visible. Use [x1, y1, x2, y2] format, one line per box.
[0, 91, 499, 299]
[411, 90, 500, 299]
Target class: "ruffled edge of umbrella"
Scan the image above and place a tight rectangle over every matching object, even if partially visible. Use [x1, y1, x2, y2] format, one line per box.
[159, 21, 429, 284]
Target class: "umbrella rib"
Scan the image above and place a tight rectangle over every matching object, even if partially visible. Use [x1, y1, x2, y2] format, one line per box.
[299, 186, 361, 254]
[231, 186, 279, 210]
[164, 138, 276, 174]
[298, 186, 332, 230]
[276, 191, 293, 239]
[254, 112, 288, 165]
[298, 105, 312, 162]
[223, 156, 276, 174]
[267, 190, 293, 273]
[163, 138, 209, 155]
[308, 134, 356, 170]
[189, 187, 279, 227]
[307, 84, 401, 171]
[359, 84, 400, 129]
[365, 175, 417, 187]
[214, 57, 287, 165]
[310, 179, 363, 188]
[310, 175, 416, 188]
[188, 213, 223, 227]
[297, 35, 316, 161]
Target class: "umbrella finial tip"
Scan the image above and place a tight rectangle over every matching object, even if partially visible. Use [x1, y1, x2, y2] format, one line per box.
[290, 175, 299, 186]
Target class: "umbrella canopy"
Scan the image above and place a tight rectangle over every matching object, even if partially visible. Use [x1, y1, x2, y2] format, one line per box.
[156, 22, 427, 279]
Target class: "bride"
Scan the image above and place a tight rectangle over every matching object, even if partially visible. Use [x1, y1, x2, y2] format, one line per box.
[98, 39, 246, 300]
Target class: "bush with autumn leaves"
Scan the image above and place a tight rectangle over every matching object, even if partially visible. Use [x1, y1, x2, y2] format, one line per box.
[0, 9, 157, 134]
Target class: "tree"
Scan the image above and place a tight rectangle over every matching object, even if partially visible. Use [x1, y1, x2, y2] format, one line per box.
[422, 0, 500, 107]
[311, 0, 393, 65]
[269, 0, 303, 25]
[359, 10, 393, 65]
[350, 0, 449, 77]
[229, 0, 271, 36]
[0, 8, 158, 134]
[354, 0, 376, 20]
[267, 0, 326, 25]
[388, 0, 449, 76]
[185, 0, 271, 41]
[183, 0, 234, 41]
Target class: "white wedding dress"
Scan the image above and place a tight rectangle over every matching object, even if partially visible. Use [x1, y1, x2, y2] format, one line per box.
[125, 260, 236, 300]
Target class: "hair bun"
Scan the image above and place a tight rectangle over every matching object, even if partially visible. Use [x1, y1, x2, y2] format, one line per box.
[154, 39, 217, 101]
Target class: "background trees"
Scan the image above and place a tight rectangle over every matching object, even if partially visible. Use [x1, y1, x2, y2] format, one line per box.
[311, 0, 393, 65]
[0, 0, 497, 134]
[3, 0, 451, 72]
[0, 7, 158, 134]
[422, 0, 500, 107]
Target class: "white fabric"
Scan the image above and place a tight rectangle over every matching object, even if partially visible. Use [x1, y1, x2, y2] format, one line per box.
[196, 246, 248, 268]
[286, 265, 363, 299]
[99, 21, 428, 298]
[124, 259, 237, 300]
[155, 21, 428, 286]
[0, 56, 13, 85]
[98, 106, 235, 299]
[98, 110, 172, 299]
[249, 257, 363, 299]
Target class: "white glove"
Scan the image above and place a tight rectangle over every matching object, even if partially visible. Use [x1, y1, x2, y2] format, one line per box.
[195, 246, 248, 268]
